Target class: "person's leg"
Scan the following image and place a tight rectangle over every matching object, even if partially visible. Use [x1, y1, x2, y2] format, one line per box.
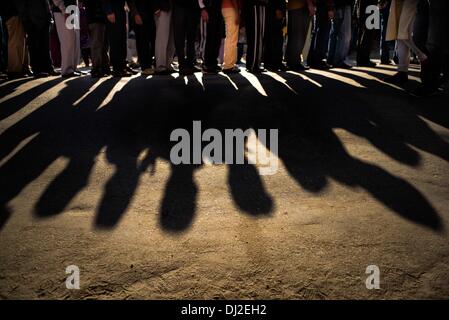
[380, 2, 392, 63]
[54, 12, 79, 75]
[6, 16, 27, 75]
[397, 40, 410, 72]
[420, 0, 449, 91]
[413, 0, 429, 53]
[173, 4, 188, 69]
[204, 5, 223, 69]
[135, 15, 152, 70]
[222, 7, 239, 70]
[314, 6, 331, 63]
[286, 9, 300, 67]
[186, 7, 200, 69]
[36, 22, 53, 74]
[357, 0, 376, 65]
[89, 22, 103, 74]
[265, 6, 284, 69]
[327, 8, 343, 66]
[264, 7, 276, 69]
[334, 5, 352, 66]
[107, 7, 127, 72]
[257, 5, 266, 69]
[244, 3, 257, 71]
[155, 9, 175, 72]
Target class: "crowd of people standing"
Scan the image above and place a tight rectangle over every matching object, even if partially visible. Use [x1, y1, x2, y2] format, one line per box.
[0, 0, 447, 97]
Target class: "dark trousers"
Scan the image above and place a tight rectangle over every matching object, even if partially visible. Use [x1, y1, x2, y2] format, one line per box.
[0, 16, 7, 73]
[264, 9, 284, 69]
[380, 2, 393, 62]
[413, 0, 429, 53]
[356, 0, 377, 64]
[422, 0, 449, 89]
[173, 4, 199, 69]
[244, 3, 266, 71]
[203, 5, 224, 68]
[106, 7, 127, 71]
[135, 13, 156, 70]
[89, 22, 109, 73]
[307, 5, 331, 66]
[24, 21, 53, 73]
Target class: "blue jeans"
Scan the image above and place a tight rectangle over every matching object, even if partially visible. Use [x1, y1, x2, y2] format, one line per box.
[307, 5, 331, 66]
[327, 5, 351, 66]
[380, 2, 393, 62]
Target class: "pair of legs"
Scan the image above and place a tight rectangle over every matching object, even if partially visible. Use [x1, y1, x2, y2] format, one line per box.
[264, 7, 285, 70]
[6, 16, 29, 76]
[202, 4, 224, 70]
[243, 3, 266, 72]
[89, 22, 110, 76]
[286, 7, 311, 69]
[222, 6, 239, 71]
[172, 4, 200, 72]
[54, 12, 81, 76]
[135, 12, 156, 71]
[154, 10, 176, 73]
[327, 5, 351, 67]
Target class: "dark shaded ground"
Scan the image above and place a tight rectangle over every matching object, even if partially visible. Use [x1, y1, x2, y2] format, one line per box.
[0, 65, 448, 299]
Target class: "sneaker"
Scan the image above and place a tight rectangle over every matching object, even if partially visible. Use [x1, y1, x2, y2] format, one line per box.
[384, 72, 408, 85]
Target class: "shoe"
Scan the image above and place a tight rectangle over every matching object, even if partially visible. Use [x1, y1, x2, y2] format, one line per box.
[48, 70, 61, 76]
[179, 67, 194, 76]
[265, 64, 289, 72]
[7, 72, 28, 79]
[409, 85, 439, 98]
[111, 69, 133, 77]
[202, 65, 221, 74]
[125, 66, 138, 75]
[333, 62, 353, 69]
[246, 67, 266, 74]
[357, 60, 377, 68]
[380, 59, 394, 65]
[192, 65, 202, 73]
[34, 72, 50, 78]
[62, 71, 82, 78]
[222, 66, 241, 74]
[309, 61, 331, 70]
[384, 72, 408, 85]
[287, 64, 309, 72]
[91, 71, 107, 78]
[141, 68, 155, 76]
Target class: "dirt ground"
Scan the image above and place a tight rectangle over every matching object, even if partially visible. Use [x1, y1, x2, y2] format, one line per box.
[1, 64, 449, 299]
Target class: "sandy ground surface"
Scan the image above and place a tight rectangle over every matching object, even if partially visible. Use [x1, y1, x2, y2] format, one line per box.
[0, 64, 449, 299]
